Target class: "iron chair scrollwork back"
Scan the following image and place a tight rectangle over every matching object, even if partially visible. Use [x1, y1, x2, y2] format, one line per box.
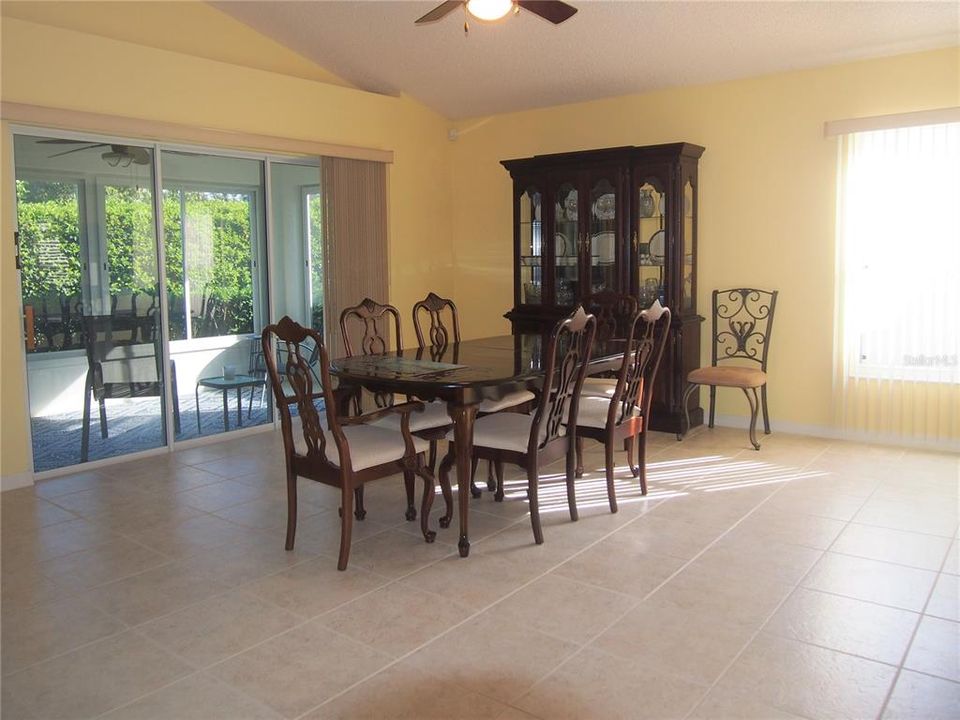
[575, 301, 672, 510]
[438, 306, 597, 545]
[262, 316, 445, 571]
[678, 288, 778, 450]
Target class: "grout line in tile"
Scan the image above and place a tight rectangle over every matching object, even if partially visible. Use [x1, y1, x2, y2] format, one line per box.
[875, 518, 960, 719]
[682, 444, 920, 720]
[291, 448, 813, 719]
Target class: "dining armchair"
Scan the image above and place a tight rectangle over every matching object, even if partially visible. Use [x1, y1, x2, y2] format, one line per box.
[677, 288, 778, 450]
[438, 306, 597, 544]
[413, 291, 536, 495]
[340, 298, 452, 516]
[262, 316, 445, 571]
[574, 301, 671, 508]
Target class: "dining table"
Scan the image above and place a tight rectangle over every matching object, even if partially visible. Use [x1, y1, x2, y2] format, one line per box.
[329, 333, 628, 558]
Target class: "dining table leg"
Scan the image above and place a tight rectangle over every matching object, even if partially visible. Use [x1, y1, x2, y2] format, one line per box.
[447, 401, 478, 558]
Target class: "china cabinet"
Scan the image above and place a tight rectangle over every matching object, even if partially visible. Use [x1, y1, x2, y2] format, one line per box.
[501, 143, 705, 432]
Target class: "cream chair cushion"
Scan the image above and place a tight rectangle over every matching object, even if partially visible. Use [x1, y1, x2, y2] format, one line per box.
[580, 377, 618, 398]
[330, 425, 428, 471]
[371, 400, 452, 433]
[478, 389, 536, 414]
[448, 412, 550, 453]
[687, 366, 767, 389]
[576, 395, 642, 429]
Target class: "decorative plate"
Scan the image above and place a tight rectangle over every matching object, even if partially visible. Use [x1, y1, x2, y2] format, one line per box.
[593, 193, 615, 221]
[564, 194, 578, 222]
[591, 231, 615, 263]
[555, 232, 569, 257]
[649, 230, 666, 262]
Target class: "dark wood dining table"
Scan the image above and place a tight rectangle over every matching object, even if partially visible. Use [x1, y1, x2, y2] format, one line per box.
[330, 333, 628, 558]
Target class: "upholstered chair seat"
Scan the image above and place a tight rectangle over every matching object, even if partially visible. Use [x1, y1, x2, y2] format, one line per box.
[576, 395, 642, 430]
[334, 426, 430, 470]
[686, 365, 767, 389]
[478, 390, 536, 414]
[371, 400, 453, 433]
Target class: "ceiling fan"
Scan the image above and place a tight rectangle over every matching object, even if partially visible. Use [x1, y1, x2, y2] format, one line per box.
[416, 0, 577, 33]
[38, 139, 151, 167]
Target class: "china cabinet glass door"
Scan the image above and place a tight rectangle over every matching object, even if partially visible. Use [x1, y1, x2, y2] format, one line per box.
[635, 179, 668, 309]
[588, 176, 618, 295]
[681, 179, 695, 312]
[553, 180, 579, 306]
[518, 185, 543, 305]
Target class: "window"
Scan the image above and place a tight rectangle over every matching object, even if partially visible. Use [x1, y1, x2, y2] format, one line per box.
[837, 122, 960, 384]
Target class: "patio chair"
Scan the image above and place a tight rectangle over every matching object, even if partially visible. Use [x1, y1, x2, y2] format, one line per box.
[80, 314, 180, 463]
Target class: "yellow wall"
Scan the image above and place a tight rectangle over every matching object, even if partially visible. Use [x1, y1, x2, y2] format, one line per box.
[1, 1, 352, 87]
[0, 16, 455, 480]
[2, 6, 957, 481]
[448, 47, 960, 432]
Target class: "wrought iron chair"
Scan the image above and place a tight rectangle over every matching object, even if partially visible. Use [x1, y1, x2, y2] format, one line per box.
[262, 316, 443, 571]
[340, 298, 452, 516]
[438, 306, 597, 544]
[677, 288, 778, 450]
[574, 301, 671, 508]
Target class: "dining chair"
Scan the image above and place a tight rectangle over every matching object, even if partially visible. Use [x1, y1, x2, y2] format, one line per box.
[413, 291, 537, 495]
[574, 301, 671, 508]
[340, 298, 452, 515]
[677, 288, 778, 450]
[262, 316, 445, 571]
[438, 306, 597, 544]
[578, 291, 641, 397]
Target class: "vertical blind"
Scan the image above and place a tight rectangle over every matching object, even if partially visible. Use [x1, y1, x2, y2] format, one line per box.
[835, 122, 960, 446]
[321, 157, 389, 358]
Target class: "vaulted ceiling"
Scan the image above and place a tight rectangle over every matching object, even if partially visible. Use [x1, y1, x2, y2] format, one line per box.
[215, 1, 959, 119]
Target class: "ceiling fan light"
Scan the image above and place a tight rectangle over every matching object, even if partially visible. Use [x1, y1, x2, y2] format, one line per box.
[466, 0, 513, 22]
[102, 151, 122, 167]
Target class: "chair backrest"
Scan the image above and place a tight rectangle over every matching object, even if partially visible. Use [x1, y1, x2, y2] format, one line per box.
[610, 301, 672, 426]
[585, 291, 639, 341]
[81, 314, 162, 398]
[339, 298, 402, 357]
[261, 316, 345, 472]
[412, 292, 461, 349]
[711, 288, 778, 371]
[529, 306, 597, 450]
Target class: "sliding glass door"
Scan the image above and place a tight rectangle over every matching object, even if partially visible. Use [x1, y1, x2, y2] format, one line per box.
[160, 150, 271, 440]
[14, 134, 168, 472]
[13, 132, 326, 474]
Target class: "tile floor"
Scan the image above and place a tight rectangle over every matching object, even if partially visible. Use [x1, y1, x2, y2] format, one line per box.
[1, 426, 958, 719]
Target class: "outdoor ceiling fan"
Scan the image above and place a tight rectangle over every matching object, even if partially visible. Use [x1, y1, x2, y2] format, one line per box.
[38, 139, 151, 167]
[416, 0, 577, 33]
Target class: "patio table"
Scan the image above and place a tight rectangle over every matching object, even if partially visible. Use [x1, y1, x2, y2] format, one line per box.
[330, 333, 626, 557]
[195, 374, 266, 432]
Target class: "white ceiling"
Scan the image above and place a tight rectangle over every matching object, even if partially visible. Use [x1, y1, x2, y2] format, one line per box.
[214, 1, 960, 119]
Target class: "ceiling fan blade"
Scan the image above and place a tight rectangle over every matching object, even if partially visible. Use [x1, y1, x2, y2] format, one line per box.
[130, 147, 152, 165]
[517, 0, 577, 24]
[37, 139, 94, 145]
[48, 144, 105, 158]
[415, 0, 462, 24]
